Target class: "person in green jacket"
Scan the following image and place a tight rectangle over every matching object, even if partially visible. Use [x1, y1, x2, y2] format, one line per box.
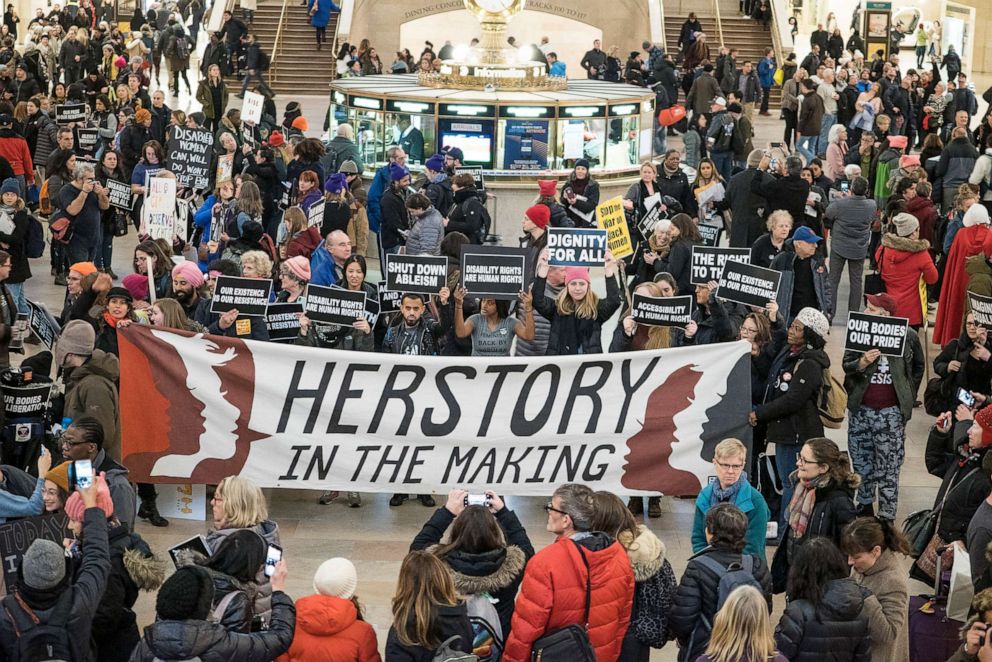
[691, 438, 771, 558]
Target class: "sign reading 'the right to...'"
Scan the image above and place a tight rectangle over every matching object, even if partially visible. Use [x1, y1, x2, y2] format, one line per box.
[384, 254, 448, 293]
[547, 227, 608, 267]
[970, 292, 992, 328]
[304, 284, 367, 326]
[631, 294, 694, 328]
[845, 311, 909, 357]
[716, 260, 781, 308]
[690, 246, 751, 285]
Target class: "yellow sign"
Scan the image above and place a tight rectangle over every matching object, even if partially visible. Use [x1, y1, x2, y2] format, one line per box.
[596, 196, 633, 259]
[920, 276, 928, 324]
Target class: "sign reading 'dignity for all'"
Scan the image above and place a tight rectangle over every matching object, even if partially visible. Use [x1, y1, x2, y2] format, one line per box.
[210, 276, 272, 316]
[690, 246, 751, 285]
[304, 285, 367, 326]
[845, 311, 909, 357]
[631, 294, 694, 328]
[716, 260, 781, 308]
[385, 254, 448, 293]
[596, 196, 634, 259]
[970, 292, 992, 328]
[460, 246, 528, 299]
[547, 227, 607, 267]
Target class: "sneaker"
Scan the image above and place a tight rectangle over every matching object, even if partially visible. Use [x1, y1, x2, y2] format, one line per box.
[418, 494, 436, 507]
[54, 272, 66, 286]
[346, 492, 361, 507]
[318, 491, 338, 505]
[389, 493, 408, 507]
[647, 496, 662, 518]
[627, 497, 643, 515]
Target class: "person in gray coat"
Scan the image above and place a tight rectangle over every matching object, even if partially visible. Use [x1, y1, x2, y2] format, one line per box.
[823, 175, 877, 319]
[323, 122, 364, 174]
[404, 193, 444, 256]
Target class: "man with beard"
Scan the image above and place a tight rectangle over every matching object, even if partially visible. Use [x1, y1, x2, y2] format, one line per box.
[60, 261, 96, 324]
[186, 259, 270, 340]
[169, 261, 207, 318]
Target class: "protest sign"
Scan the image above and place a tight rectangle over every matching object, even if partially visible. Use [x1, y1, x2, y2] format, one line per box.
[638, 205, 662, 237]
[0, 513, 68, 586]
[363, 297, 380, 327]
[156, 484, 206, 521]
[241, 91, 264, 124]
[845, 311, 909, 357]
[167, 535, 211, 567]
[73, 127, 99, 155]
[458, 165, 485, 190]
[9, 312, 29, 351]
[307, 199, 325, 228]
[547, 227, 608, 267]
[279, 182, 292, 210]
[265, 302, 303, 342]
[384, 254, 448, 293]
[716, 260, 781, 308]
[631, 294, 694, 327]
[2, 383, 52, 421]
[690, 246, 751, 285]
[596, 196, 633, 259]
[106, 179, 133, 210]
[210, 276, 272, 316]
[120, 325, 753, 497]
[460, 246, 528, 299]
[970, 292, 992, 328]
[167, 126, 214, 190]
[378, 281, 402, 313]
[698, 223, 723, 247]
[54, 103, 85, 124]
[304, 285, 366, 326]
[145, 176, 177, 241]
[27, 300, 59, 350]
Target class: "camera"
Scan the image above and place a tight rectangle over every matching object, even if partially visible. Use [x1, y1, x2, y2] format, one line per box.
[464, 494, 490, 507]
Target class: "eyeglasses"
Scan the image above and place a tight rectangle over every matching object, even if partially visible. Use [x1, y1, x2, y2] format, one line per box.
[795, 453, 819, 466]
[544, 502, 569, 517]
[715, 460, 744, 471]
[967, 321, 982, 328]
[60, 437, 89, 448]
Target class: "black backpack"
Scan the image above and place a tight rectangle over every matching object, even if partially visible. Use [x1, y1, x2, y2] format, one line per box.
[259, 48, 271, 71]
[2, 591, 74, 662]
[174, 35, 191, 61]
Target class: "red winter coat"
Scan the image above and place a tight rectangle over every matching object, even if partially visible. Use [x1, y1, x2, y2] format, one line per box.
[906, 195, 938, 248]
[286, 226, 322, 260]
[0, 132, 33, 180]
[503, 534, 634, 662]
[276, 594, 380, 662]
[935, 224, 992, 346]
[876, 232, 938, 327]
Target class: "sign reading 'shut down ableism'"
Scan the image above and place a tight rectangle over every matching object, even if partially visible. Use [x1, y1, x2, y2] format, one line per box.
[385, 255, 448, 293]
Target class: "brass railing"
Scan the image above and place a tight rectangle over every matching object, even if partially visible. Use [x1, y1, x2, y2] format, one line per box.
[767, 0, 789, 63]
[268, 0, 291, 84]
[712, 0, 725, 47]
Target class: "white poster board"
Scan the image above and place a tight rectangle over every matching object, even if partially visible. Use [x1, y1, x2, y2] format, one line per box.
[145, 175, 177, 241]
[155, 483, 207, 520]
[241, 91, 264, 125]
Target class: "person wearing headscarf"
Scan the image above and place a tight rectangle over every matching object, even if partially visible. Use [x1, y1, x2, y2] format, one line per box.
[936, 204, 992, 345]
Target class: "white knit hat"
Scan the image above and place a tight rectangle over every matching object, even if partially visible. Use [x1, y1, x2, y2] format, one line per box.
[796, 307, 829, 339]
[313, 558, 358, 599]
[963, 204, 991, 228]
[892, 212, 919, 237]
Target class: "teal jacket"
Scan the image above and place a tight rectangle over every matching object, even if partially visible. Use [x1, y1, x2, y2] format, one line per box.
[692, 479, 770, 559]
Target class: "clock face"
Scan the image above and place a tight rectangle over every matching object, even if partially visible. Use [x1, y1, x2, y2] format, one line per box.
[471, 0, 520, 14]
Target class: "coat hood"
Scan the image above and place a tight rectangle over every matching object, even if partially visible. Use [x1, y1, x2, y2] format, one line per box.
[819, 578, 866, 621]
[966, 252, 992, 278]
[573, 531, 615, 552]
[140, 619, 229, 657]
[905, 195, 935, 216]
[881, 232, 930, 254]
[800, 346, 831, 371]
[70, 349, 120, 384]
[428, 544, 527, 595]
[296, 594, 357, 637]
[618, 525, 666, 581]
[123, 547, 166, 592]
[413, 207, 444, 228]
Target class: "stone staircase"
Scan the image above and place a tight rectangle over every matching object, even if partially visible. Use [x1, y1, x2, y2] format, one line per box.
[224, 0, 339, 97]
[664, 14, 783, 107]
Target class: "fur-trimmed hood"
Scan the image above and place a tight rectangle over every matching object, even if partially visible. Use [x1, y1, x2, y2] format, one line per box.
[427, 544, 527, 595]
[123, 547, 166, 591]
[881, 232, 930, 253]
[618, 524, 666, 582]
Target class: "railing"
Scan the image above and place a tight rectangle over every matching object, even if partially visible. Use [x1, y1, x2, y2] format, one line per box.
[767, 0, 786, 64]
[712, 0, 725, 47]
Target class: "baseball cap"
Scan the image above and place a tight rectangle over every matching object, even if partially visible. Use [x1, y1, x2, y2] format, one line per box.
[792, 226, 823, 243]
[710, 96, 727, 107]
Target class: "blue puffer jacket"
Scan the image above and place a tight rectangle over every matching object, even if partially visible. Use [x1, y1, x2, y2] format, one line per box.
[758, 57, 776, 88]
[691, 479, 771, 558]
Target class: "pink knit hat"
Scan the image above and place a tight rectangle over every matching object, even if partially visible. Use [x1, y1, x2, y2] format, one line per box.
[64, 473, 114, 522]
[283, 255, 311, 282]
[564, 267, 590, 285]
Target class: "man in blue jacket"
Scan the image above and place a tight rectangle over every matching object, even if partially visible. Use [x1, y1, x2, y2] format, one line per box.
[757, 48, 775, 117]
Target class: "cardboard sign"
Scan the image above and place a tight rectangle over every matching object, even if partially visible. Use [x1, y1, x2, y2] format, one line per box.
[265, 302, 303, 342]
[460, 246, 528, 299]
[596, 196, 633, 259]
[167, 126, 214, 190]
[547, 227, 608, 267]
[155, 483, 206, 522]
[105, 179, 132, 210]
[845, 311, 909, 357]
[631, 294, 694, 327]
[307, 199, 325, 228]
[0, 513, 68, 587]
[241, 91, 264, 124]
[73, 127, 99, 155]
[970, 292, 992, 328]
[716, 260, 781, 308]
[27, 300, 59, 350]
[698, 223, 723, 247]
[210, 276, 272, 316]
[304, 284, 367, 326]
[384, 254, 448, 293]
[145, 176, 177, 241]
[378, 281, 402, 313]
[690, 246, 751, 285]
[54, 103, 85, 124]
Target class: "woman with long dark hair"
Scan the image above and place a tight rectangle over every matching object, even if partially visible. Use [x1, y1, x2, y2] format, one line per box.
[96, 150, 126, 277]
[560, 159, 600, 228]
[452, 285, 534, 357]
[201, 528, 267, 633]
[666, 213, 702, 296]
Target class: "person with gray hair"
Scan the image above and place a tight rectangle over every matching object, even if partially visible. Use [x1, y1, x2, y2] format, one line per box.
[824, 175, 877, 318]
[324, 121, 364, 174]
[751, 153, 811, 227]
[60, 159, 110, 264]
[502, 484, 635, 662]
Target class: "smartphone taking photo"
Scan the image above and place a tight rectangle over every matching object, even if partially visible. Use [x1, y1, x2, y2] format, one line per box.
[958, 388, 976, 408]
[74, 459, 93, 490]
[264, 543, 283, 577]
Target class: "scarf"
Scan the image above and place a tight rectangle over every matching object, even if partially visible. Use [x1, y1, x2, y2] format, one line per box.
[787, 474, 826, 538]
[710, 472, 745, 508]
[102, 310, 123, 329]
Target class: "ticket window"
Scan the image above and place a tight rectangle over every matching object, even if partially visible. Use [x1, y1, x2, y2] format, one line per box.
[554, 118, 606, 170]
[385, 113, 436, 166]
[349, 108, 385, 168]
[326, 92, 349, 135]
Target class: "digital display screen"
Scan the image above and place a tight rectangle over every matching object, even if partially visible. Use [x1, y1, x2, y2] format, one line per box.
[439, 119, 494, 167]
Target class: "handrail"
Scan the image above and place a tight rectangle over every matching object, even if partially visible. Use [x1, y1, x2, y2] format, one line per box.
[269, 0, 291, 84]
[767, 0, 785, 65]
[712, 0, 725, 48]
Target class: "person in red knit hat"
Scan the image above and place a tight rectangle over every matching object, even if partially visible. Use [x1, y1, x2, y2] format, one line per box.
[535, 179, 569, 227]
[522, 203, 549, 274]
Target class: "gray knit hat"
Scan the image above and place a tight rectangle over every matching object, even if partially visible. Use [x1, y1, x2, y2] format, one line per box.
[22, 539, 66, 590]
[892, 212, 919, 238]
[54, 319, 95, 368]
[338, 159, 359, 174]
[796, 307, 829, 339]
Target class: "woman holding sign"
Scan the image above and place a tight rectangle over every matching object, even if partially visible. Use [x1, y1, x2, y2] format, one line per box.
[531, 247, 621, 355]
[451, 285, 535, 357]
[666, 213, 703, 296]
[611, 276, 685, 353]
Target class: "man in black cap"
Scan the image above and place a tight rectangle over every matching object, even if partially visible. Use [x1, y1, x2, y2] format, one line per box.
[7, 63, 39, 104]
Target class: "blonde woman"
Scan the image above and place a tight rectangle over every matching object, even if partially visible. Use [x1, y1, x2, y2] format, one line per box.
[699, 585, 786, 662]
[611, 276, 685, 353]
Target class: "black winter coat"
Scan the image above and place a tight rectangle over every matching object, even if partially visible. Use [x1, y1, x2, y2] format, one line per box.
[130, 591, 296, 662]
[726, 167, 768, 248]
[384, 603, 474, 662]
[0, 208, 31, 284]
[754, 346, 828, 445]
[924, 420, 992, 545]
[669, 545, 773, 662]
[445, 187, 485, 243]
[750, 172, 810, 224]
[379, 185, 408, 250]
[667, 238, 697, 296]
[531, 273, 622, 355]
[411, 507, 535, 636]
[774, 578, 871, 662]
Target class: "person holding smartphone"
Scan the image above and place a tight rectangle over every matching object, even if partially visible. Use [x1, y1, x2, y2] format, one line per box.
[58, 160, 111, 264]
[0, 445, 50, 523]
[933, 312, 992, 417]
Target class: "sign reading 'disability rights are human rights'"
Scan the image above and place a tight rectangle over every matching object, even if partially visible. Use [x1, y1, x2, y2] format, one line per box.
[547, 227, 608, 267]
[845, 311, 909, 357]
[304, 285, 367, 326]
[460, 246, 529, 299]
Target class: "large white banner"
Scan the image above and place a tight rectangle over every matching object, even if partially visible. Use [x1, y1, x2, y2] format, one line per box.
[120, 326, 752, 496]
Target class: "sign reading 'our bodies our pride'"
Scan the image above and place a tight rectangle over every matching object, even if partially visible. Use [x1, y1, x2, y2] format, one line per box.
[632, 294, 693, 327]
[304, 285, 367, 326]
[691, 246, 751, 285]
[845, 311, 909, 357]
[167, 127, 214, 190]
[716, 260, 781, 308]
[385, 254, 448, 293]
[460, 246, 529, 299]
[596, 196, 633, 259]
[210, 276, 272, 316]
[547, 227, 607, 267]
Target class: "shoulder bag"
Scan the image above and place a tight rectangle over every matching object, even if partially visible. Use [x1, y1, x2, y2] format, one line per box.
[529, 541, 596, 662]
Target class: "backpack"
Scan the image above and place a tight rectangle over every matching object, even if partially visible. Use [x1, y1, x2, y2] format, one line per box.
[25, 214, 44, 258]
[432, 636, 479, 662]
[680, 555, 762, 662]
[464, 593, 503, 662]
[38, 177, 53, 216]
[174, 35, 191, 61]
[798, 359, 848, 429]
[259, 48, 271, 72]
[2, 591, 74, 662]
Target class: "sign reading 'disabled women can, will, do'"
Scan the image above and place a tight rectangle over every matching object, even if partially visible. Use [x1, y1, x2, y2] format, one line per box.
[844, 311, 909, 357]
